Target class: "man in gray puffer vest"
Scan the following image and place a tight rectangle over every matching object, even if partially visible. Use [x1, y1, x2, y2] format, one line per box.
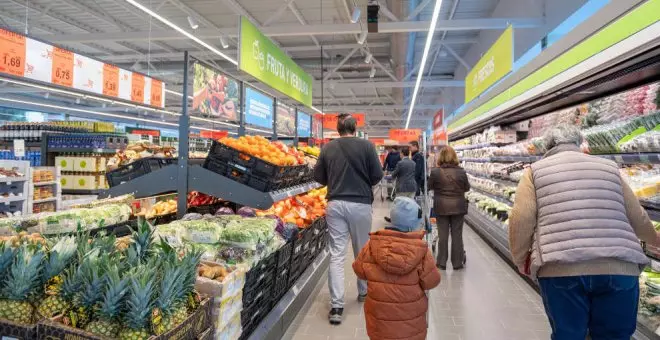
[509, 124, 659, 340]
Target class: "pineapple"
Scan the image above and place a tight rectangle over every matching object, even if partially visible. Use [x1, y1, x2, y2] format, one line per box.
[36, 237, 77, 318]
[39, 249, 100, 319]
[0, 245, 46, 324]
[119, 264, 157, 340]
[126, 220, 155, 266]
[84, 265, 129, 338]
[152, 258, 185, 335]
[175, 247, 204, 324]
[69, 254, 112, 328]
[0, 241, 16, 278]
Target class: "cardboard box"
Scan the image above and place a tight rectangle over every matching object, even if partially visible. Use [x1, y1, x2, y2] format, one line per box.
[195, 265, 246, 300]
[55, 156, 74, 171]
[213, 313, 241, 340]
[0, 318, 39, 340]
[37, 298, 212, 340]
[60, 175, 75, 190]
[73, 175, 97, 190]
[212, 292, 242, 331]
[74, 157, 99, 172]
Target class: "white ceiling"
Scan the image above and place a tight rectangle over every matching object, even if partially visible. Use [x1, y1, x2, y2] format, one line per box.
[0, 0, 551, 134]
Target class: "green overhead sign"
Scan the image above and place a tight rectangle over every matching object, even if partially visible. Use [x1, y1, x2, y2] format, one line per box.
[239, 17, 313, 107]
[465, 25, 514, 104]
[449, 0, 660, 131]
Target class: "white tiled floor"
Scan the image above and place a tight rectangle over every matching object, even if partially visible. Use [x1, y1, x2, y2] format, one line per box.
[284, 200, 551, 340]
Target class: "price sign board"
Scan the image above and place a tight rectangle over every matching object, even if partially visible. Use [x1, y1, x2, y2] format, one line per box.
[200, 130, 229, 140]
[131, 73, 145, 103]
[0, 27, 166, 108]
[0, 28, 26, 77]
[103, 64, 119, 97]
[51, 47, 74, 87]
[24, 38, 51, 83]
[389, 129, 422, 143]
[318, 113, 366, 130]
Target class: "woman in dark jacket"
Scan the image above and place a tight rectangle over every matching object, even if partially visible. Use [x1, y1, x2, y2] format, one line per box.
[428, 146, 470, 270]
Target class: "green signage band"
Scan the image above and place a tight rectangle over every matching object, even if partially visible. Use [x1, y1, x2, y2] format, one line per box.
[465, 25, 514, 104]
[450, 0, 659, 131]
[239, 17, 313, 107]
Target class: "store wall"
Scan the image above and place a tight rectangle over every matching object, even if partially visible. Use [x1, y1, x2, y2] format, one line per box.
[440, 0, 590, 113]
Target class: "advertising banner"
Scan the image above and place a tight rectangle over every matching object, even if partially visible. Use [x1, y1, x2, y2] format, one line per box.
[317, 113, 366, 130]
[244, 86, 274, 129]
[389, 129, 422, 143]
[312, 115, 322, 138]
[432, 109, 444, 130]
[297, 111, 311, 137]
[0, 28, 165, 108]
[192, 62, 240, 121]
[239, 17, 313, 107]
[464, 25, 513, 104]
[276, 103, 296, 136]
[126, 127, 160, 137]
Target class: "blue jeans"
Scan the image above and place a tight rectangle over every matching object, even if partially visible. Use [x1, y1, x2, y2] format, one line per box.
[538, 275, 639, 340]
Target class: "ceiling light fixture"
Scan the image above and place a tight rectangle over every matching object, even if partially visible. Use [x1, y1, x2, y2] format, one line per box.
[364, 52, 373, 64]
[219, 34, 229, 49]
[405, 0, 443, 129]
[357, 30, 367, 45]
[187, 16, 199, 30]
[439, 49, 448, 57]
[311, 106, 324, 115]
[124, 0, 238, 66]
[369, 66, 376, 78]
[350, 6, 361, 23]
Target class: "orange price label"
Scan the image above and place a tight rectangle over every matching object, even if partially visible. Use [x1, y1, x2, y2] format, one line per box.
[150, 79, 163, 107]
[131, 73, 145, 103]
[321, 113, 366, 130]
[389, 129, 422, 143]
[51, 47, 74, 87]
[102, 64, 119, 97]
[0, 28, 26, 77]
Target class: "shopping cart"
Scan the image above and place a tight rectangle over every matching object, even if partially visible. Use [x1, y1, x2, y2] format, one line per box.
[378, 174, 397, 202]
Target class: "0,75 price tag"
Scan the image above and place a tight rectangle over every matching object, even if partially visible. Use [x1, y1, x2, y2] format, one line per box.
[0, 28, 26, 77]
[51, 47, 74, 87]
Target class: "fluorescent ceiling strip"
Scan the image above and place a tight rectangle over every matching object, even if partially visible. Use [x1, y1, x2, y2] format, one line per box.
[124, 0, 238, 66]
[404, 0, 444, 129]
[311, 106, 324, 114]
[0, 76, 181, 116]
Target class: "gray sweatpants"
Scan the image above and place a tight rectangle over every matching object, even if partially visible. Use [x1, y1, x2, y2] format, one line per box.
[326, 200, 373, 308]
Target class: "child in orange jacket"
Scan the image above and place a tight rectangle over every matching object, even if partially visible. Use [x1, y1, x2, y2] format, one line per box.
[353, 197, 441, 340]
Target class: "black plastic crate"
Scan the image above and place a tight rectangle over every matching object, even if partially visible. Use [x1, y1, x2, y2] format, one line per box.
[292, 228, 312, 259]
[276, 242, 293, 269]
[242, 278, 273, 311]
[245, 253, 276, 289]
[241, 290, 273, 327]
[202, 156, 228, 176]
[106, 157, 174, 187]
[271, 265, 290, 301]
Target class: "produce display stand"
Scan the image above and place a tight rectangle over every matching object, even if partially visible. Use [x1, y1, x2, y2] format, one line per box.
[90, 52, 329, 340]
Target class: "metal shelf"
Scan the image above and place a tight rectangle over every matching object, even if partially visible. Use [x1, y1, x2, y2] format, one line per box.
[32, 197, 57, 204]
[62, 189, 105, 195]
[595, 153, 660, 164]
[490, 156, 543, 163]
[33, 181, 57, 186]
[99, 165, 321, 210]
[0, 195, 26, 204]
[470, 188, 514, 206]
[0, 177, 27, 183]
[48, 148, 119, 153]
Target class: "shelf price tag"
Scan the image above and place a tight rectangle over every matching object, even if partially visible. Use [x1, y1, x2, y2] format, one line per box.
[0, 28, 26, 77]
[13, 139, 25, 158]
[51, 47, 74, 87]
[103, 64, 119, 97]
[131, 73, 145, 103]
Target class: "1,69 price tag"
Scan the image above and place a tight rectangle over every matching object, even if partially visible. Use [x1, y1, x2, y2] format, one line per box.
[0, 28, 26, 77]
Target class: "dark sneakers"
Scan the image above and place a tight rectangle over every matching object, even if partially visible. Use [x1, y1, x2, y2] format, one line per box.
[328, 308, 344, 325]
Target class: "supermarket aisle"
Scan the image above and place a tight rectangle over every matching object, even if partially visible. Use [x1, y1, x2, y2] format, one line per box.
[284, 204, 552, 340]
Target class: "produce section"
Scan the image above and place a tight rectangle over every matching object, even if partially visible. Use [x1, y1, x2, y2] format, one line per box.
[454, 79, 660, 338]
